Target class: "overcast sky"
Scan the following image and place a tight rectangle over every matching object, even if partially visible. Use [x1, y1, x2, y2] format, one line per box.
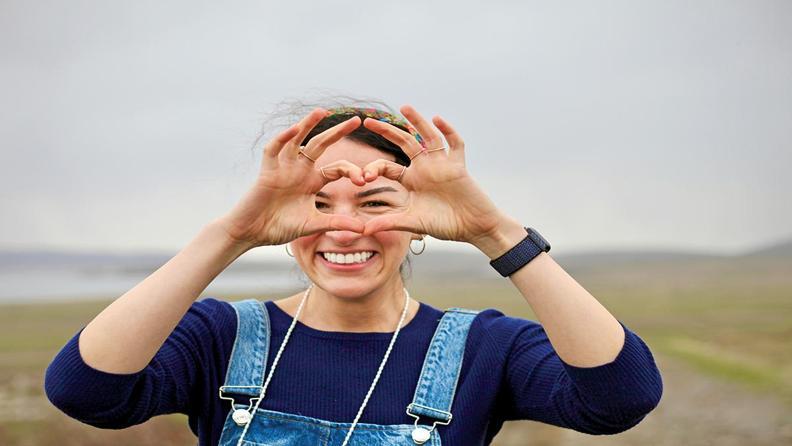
[1, 1, 790, 260]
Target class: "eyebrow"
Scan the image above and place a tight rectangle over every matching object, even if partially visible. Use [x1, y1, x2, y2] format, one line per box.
[316, 186, 399, 199]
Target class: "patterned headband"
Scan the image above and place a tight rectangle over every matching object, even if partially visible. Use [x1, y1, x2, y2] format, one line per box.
[325, 106, 425, 147]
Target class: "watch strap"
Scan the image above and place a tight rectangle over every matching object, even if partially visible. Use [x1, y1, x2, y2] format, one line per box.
[489, 227, 550, 277]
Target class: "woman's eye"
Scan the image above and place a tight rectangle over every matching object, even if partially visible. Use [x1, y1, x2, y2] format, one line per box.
[315, 201, 389, 209]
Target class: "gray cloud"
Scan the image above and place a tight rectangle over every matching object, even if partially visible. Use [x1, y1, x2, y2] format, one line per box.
[1, 0, 790, 258]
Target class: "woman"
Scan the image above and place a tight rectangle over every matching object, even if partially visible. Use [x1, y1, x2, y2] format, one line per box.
[45, 104, 663, 445]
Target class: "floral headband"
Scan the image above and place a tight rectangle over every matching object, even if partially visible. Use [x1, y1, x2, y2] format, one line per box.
[325, 106, 425, 147]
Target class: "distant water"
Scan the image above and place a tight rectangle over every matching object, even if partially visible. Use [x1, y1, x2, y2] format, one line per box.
[0, 267, 302, 304]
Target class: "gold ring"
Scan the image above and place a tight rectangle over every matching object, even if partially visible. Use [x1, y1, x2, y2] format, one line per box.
[298, 148, 317, 163]
[409, 149, 427, 161]
[426, 146, 447, 153]
[397, 165, 407, 181]
[320, 166, 329, 180]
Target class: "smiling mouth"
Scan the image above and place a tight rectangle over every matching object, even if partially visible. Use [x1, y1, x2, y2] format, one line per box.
[316, 251, 378, 268]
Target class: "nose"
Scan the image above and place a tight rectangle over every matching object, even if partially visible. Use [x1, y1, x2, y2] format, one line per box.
[318, 202, 372, 245]
[323, 228, 364, 246]
[322, 204, 367, 243]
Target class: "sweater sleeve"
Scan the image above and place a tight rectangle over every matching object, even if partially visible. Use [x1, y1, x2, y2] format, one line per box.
[490, 314, 663, 434]
[43, 297, 236, 429]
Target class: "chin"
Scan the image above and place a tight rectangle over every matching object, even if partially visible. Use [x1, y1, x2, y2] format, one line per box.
[312, 278, 381, 300]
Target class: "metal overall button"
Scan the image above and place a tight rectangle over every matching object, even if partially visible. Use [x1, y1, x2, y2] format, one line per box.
[411, 426, 432, 444]
[219, 386, 262, 427]
[405, 404, 452, 444]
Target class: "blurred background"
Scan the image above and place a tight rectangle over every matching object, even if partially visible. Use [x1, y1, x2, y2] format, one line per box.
[1, 1, 790, 445]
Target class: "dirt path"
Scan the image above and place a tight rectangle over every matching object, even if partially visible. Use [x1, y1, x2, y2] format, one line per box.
[493, 354, 792, 446]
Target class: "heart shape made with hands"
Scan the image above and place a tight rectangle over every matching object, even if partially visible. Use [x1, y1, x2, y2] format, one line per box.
[246, 105, 504, 249]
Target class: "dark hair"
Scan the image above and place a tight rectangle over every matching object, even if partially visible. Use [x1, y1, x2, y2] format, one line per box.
[258, 96, 416, 284]
[300, 110, 412, 167]
[252, 95, 415, 168]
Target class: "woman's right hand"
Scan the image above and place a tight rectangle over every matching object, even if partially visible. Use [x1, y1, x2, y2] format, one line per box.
[218, 108, 369, 248]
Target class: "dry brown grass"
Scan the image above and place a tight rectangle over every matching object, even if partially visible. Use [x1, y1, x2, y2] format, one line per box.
[1, 255, 790, 445]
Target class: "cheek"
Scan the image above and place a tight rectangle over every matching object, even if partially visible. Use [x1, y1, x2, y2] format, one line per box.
[292, 234, 320, 256]
[375, 233, 410, 254]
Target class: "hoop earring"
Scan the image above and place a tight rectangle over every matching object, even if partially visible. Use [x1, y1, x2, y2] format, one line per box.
[409, 237, 425, 255]
[285, 244, 294, 257]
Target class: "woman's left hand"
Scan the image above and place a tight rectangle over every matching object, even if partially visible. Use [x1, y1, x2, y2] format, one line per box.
[360, 105, 509, 248]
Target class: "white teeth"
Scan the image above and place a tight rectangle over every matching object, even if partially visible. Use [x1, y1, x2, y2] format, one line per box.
[322, 251, 373, 264]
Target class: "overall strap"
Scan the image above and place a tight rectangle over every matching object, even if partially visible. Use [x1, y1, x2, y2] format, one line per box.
[407, 307, 479, 424]
[220, 299, 270, 398]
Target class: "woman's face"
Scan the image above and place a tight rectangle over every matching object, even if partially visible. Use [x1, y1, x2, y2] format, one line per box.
[289, 137, 416, 298]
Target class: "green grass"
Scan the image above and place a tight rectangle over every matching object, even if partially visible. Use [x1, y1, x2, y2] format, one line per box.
[652, 335, 784, 389]
[413, 260, 792, 402]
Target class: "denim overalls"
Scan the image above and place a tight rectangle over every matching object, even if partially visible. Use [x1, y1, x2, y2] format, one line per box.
[217, 299, 479, 446]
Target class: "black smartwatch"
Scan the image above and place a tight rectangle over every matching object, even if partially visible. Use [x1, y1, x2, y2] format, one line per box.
[489, 227, 551, 277]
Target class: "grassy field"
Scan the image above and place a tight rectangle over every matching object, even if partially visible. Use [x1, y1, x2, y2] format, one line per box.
[0, 254, 790, 445]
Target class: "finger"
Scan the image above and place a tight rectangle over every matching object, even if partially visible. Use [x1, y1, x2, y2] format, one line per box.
[285, 108, 329, 159]
[362, 118, 424, 161]
[317, 159, 366, 186]
[304, 213, 365, 235]
[263, 124, 299, 161]
[362, 159, 408, 183]
[400, 104, 445, 151]
[363, 212, 422, 236]
[432, 115, 466, 164]
[300, 116, 361, 164]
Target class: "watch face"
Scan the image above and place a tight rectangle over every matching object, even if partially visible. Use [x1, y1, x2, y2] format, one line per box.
[527, 227, 551, 252]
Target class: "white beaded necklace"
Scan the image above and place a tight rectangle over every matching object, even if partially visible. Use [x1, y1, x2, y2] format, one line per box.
[235, 283, 412, 446]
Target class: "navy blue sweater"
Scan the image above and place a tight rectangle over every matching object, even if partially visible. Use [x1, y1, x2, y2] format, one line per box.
[44, 298, 663, 445]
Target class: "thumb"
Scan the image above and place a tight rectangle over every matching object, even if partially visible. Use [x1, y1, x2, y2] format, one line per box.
[303, 213, 365, 236]
[363, 212, 421, 236]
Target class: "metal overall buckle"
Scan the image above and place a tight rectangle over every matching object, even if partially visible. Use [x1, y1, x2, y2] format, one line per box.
[219, 386, 262, 426]
[405, 403, 452, 444]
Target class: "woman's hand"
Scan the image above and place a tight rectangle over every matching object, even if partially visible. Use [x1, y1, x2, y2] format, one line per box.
[217, 108, 371, 248]
[360, 105, 509, 247]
